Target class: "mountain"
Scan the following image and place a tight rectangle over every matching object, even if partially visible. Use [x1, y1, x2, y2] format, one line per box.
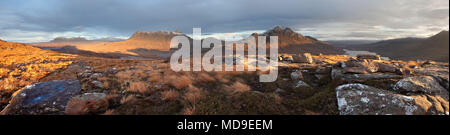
[76, 31, 187, 56]
[32, 37, 125, 48]
[251, 26, 343, 55]
[253, 26, 329, 47]
[51, 37, 89, 42]
[341, 30, 449, 62]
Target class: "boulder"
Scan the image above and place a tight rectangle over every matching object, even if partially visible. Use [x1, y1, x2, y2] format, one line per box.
[0, 80, 81, 115]
[394, 76, 448, 100]
[356, 54, 381, 61]
[290, 70, 303, 80]
[376, 62, 398, 73]
[341, 60, 378, 74]
[336, 83, 448, 115]
[90, 80, 104, 88]
[294, 80, 310, 88]
[332, 69, 402, 81]
[293, 53, 313, 64]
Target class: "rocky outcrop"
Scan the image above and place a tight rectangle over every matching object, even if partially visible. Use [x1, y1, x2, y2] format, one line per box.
[394, 76, 449, 100]
[293, 53, 314, 64]
[336, 83, 449, 115]
[0, 80, 81, 115]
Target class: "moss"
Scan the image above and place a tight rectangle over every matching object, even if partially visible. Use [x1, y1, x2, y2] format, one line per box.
[195, 91, 289, 115]
[298, 84, 339, 115]
[115, 99, 183, 115]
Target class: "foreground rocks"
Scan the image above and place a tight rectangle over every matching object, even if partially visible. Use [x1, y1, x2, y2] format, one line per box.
[336, 83, 449, 115]
[0, 80, 81, 115]
[281, 54, 449, 115]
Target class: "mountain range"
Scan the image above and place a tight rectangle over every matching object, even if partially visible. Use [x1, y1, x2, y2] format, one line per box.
[339, 31, 449, 62]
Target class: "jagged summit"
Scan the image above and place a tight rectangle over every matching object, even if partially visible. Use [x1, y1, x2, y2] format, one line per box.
[254, 26, 329, 47]
[51, 37, 89, 42]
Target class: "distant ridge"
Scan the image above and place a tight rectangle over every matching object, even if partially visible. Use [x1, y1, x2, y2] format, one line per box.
[42, 26, 345, 56]
[51, 37, 89, 42]
[341, 30, 449, 62]
[76, 30, 189, 55]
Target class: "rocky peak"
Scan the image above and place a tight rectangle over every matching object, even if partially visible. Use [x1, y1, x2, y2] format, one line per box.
[256, 26, 328, 46]
[51, 37, 88, 42]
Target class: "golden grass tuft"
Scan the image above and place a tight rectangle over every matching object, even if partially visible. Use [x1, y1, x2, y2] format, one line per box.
[225, 81, 251, 94]
[161, 90, 180, 101]
[127, 81, 149, 94]
[165, 75, 192, 89]
[196, 72, 216, 83]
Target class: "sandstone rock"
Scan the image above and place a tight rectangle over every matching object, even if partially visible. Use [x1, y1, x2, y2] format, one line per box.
[0, 80, 81, 115]
[290, 70, 303, 80]
[341, 60, 378, 74]
[394, 76, 448, 100]
[343, 67, 369, 74]
[294, 80, 310, 88]
[90, 73, 103, 79]
[396, 68, 412, 75]
[293, 53, 313, 64]
[90, 80, 104, 88]
[356, 54, 381, 61]
[106, 67, 119, 74]
[336, 83, 448, 115]
[332, 69, 401, 81]
[376, 62, 398, 73]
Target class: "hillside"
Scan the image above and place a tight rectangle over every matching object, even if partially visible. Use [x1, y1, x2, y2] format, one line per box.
[340, 31, 449, 62]
[32, 37, 124, 48]
[77, 31, 186, 55]
[0, 40, 75, 110]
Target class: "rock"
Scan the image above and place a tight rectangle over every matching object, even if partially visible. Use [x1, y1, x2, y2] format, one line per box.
[294, 80, 310, 88]
[90, 80, 104, 88]
[290, 70, 303, 80]
[285, 56, 294, 62]
[377, 62, 398, 73]
[341, 60, 378, 74]
[90, 73, 103, 79]
[394, 76, 448, 100]
[336, 83, 448, 115]
[332, 69, 401, 81]
[275, 88, 285, 93]
[293, 53, 313, 64]
[78, 70, 93, 78]
[106, 67, 119, 74]
[356, 54, 381, 61]
[0, 80, 81, 115]
[343, 67, 369, 74]
[396, 68, 412, 75]
[76, 93, 107, 101]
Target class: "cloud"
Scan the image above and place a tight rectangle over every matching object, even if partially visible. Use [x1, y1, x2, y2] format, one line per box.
[0, 0, 448, 42]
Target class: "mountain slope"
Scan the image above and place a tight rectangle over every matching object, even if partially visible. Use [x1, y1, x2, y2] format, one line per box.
[342, 31, 449, 62]
[78, 31, 186, 55]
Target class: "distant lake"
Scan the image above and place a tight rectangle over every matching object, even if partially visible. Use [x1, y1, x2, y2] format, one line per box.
[343, 49, 390, 60]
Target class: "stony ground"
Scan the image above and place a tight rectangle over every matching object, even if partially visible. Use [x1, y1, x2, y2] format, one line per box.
[0, 43, 448, 115]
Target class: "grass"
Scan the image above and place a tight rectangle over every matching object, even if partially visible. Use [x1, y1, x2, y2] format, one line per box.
[0, 40, 75, 110]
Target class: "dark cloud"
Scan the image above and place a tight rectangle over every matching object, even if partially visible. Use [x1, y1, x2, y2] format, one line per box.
[0, 0, 448, 42]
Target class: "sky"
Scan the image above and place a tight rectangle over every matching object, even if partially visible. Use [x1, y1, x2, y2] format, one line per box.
[0, 0, 448, 43]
